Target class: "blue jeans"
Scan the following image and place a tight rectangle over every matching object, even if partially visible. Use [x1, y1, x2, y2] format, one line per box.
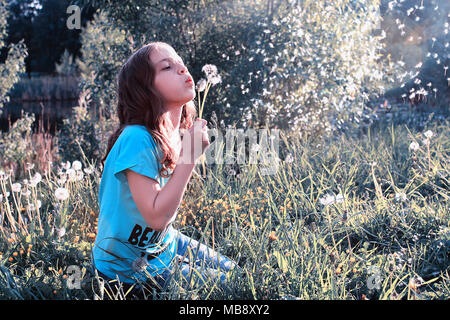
[156, 230, 238, 289]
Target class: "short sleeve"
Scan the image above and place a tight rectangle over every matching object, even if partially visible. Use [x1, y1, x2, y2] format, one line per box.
[113, 127, 161, 183]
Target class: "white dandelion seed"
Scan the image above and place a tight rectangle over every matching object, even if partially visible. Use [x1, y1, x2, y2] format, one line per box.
[55, 226, 66, 238]
[196, 78, 207, 92]
[201, 64, 218, 78]
[209, 73, 222, 86]
[66, 168, 76, 181]
[25, 162, 35, 170]
[12, 183, 22, 193]
[395, 192, 407, 202]
[83, 167, 94, 175]
[76, 171, 84, 181]
[409, 141, 420, 152]
[30, 172, 42, 187]
[55, 187, 69, 201]
[62, 161, 71, 170]
[423, 130, 433, 139]
[285, 153, 294, 163]
[72, 161, 82, 171]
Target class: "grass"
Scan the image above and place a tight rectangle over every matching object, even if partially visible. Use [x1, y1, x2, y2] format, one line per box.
[0, 113, 448, 300]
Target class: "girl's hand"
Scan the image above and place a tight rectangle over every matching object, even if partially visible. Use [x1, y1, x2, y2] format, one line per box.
[179, 118, 210, 164]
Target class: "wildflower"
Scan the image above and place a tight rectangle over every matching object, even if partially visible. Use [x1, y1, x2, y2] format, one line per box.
[83, 166, 94, 175]
[395, 192, 407, 202]
[319, 193, 345, 206]
[66, 169, 76, 181]
[30, 172, 42, 187]
[201, 64, 218, 79]
[285, 153, 294, 163]
[72, 160, 82, 171]
[61, 161, 71, 170]
[201, 64, 221, 86]
[269, 231, 278, 241]
[1, 170, 10, 181]
[55, 226, 66, 238]
[55, 187, 69, 201]
[409, 141, 420, 152]
[423, 130, 433, 139]
[25, 162, 35, 170]
[196, 78, 207, 92]
[12, 183, 22, 193]
[408, 276, 424, 292]
[422, 138, 430, 146]
[76, 171, 84, 181]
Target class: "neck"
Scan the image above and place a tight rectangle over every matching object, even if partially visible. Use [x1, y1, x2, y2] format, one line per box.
[167, 105, 183, 135]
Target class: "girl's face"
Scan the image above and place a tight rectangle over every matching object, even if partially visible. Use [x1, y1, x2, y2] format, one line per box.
[151, 45, 196, 110]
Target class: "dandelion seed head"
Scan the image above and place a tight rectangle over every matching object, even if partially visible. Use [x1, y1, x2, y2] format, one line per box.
[12, 183, 22, 193]
[55, 187, 69, 201]
[72, 161, 82, 171]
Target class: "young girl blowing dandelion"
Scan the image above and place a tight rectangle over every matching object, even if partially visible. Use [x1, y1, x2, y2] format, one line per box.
[91, 41, 237, 296]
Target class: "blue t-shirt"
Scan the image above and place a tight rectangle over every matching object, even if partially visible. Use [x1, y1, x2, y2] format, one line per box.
[92, 124, 177, 284]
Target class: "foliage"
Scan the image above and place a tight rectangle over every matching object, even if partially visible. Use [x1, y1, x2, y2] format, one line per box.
[55, 89, 102, 165]
[0, 113, 448, 300]
[0, 111, 35, 178]
[55, 49, 80, 77]
[0, 0, 27, 115]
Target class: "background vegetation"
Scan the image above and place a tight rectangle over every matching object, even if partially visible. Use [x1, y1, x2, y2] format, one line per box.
[0, 0, 448, 300]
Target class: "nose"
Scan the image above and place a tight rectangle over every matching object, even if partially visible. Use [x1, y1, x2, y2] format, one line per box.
[178, 64, 188, 74]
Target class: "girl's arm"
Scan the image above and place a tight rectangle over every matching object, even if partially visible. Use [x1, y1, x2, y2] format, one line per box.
[127, 118, 209, 232]
[126, 161, 195, 232]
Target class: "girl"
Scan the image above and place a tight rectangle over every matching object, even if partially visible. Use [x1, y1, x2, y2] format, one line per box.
[91, 41, 237, 297]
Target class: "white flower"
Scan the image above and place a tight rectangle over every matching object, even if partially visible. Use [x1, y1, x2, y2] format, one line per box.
[422, 138, 430, 146]
[55, 187, 69, 201]
[409, 141, 420, 152]
[25, 162, 35, 170]
[61, 161, 71, 170]
[285, 153, 294, 163]
[76, 171, 84, 181]
[55, 226, 66, 238]
[196, 78, 207, 92]
[72, 161, 82, 171]
[30, 172, 42, 187]
[395, 192, 407, 202]
[319, 193, 346, 206]
[83, 167, 94, 175]
[423, 130, 433, 139]
[66, 169, 76, 181]
[201, 64, 222, 86]
[209, 73, 222, 86]
[201, 64, 218, 78]
[12, 183, 22, 193]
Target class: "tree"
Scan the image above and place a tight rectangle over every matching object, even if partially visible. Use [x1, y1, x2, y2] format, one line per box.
[0, 0, 27, 116]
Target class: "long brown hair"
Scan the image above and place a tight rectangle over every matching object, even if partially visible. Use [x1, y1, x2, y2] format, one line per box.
[100, 42, 197, 178]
